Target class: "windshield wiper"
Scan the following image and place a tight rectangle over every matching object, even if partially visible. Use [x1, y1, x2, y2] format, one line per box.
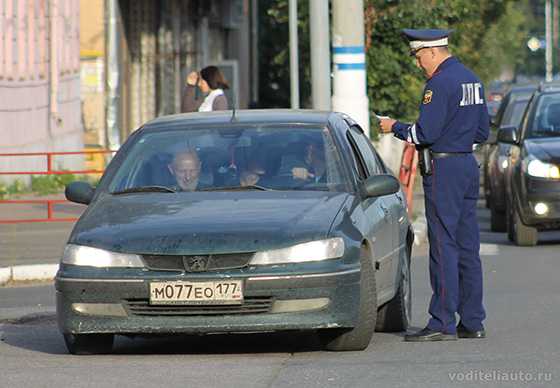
[112, 185, 176, 195]
[200, 185, 272, 192]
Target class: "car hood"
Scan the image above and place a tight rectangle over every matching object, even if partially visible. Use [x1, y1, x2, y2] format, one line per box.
[70, 191, 350, 255]
[525, 138, 560, 164]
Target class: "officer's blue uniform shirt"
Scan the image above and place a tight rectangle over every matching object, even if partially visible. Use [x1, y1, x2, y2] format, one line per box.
[392, 56, 490, 152]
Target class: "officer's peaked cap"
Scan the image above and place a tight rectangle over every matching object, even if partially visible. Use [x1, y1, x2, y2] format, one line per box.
[402, 29, 452, 53]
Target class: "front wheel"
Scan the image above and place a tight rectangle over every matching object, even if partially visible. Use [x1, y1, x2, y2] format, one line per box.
[319, 246, 377, 351]
[513, 206, 538, 246]
[63, 333, 114, 355]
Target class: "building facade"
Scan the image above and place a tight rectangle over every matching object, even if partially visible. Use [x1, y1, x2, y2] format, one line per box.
[0, 0, 83, 180]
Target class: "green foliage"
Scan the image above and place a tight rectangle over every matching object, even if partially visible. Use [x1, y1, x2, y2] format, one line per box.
[365, 0, 531, 133]
[0, 183, 7, 199]
[258, 0, 312, 108]
[259, 0, 531, 136]
[30, 174, 99, 196]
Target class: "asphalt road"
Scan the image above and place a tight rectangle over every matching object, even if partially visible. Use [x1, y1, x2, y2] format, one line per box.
[0, 203, 559, 388]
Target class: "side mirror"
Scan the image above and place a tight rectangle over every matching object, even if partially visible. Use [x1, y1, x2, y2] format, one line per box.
[497, 126, 518, 144]
[65, 181, 95, 205]
[363, 174, 400, 198]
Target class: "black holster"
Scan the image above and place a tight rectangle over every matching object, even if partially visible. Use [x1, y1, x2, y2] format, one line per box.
[417, 147, 432, 176]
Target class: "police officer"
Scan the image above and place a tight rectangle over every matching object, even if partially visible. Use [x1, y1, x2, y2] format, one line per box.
[379, 29, 489, 342]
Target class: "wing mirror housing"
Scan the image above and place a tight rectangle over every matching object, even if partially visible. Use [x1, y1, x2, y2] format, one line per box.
[363, 174, 400, 198]
[65, 181, 95, 205]
[497, 126, 518, 145]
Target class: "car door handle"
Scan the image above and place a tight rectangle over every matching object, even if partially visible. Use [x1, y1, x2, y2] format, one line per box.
[380, 204, 390, 219]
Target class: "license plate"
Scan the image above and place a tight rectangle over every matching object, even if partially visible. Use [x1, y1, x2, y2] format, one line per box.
[149, 280, 243, 305]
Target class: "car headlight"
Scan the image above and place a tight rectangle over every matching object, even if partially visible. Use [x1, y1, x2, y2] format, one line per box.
[526, 158, 560, 179]
[61, 244, 145, 268]
[250, 238, 345, 265]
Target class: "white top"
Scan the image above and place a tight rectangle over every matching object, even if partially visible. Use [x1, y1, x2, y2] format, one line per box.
[409, 37, 448, 51]
[198, 89, 224, 112]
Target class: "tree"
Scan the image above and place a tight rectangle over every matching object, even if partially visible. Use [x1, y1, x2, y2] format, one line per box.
[258, 0, 531, 135]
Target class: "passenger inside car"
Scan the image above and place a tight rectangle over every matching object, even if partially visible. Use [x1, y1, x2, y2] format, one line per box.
[291, 141, 327, 183]
[167, 148, 203, 191]
[240, 158, 266, 186]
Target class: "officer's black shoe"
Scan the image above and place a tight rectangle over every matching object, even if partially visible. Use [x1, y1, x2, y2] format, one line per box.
[404, 327, 458, 342]
[457, 322, 486, 339]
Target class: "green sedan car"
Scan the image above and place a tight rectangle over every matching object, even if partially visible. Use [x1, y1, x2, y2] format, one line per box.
[57, 110, 414, 354]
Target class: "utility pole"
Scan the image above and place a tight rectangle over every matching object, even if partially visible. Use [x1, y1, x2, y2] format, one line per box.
[309, 0, 331, 110]
[105, 0, 122, 149]
[331, 0, 369, 135]
[554, 0, 559, 76]
[546, 0, 553, 82]
[289, 0, 300, 109]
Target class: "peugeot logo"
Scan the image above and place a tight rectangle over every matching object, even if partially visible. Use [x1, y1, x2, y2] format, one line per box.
[184, 255, 209, 272]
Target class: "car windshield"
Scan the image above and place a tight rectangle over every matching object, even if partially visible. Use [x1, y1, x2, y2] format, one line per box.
[107, 125, 349, 193]
[528, 93, 560, 138]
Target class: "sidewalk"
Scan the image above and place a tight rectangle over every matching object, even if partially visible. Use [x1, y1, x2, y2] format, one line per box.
[0, 193, 80, 285]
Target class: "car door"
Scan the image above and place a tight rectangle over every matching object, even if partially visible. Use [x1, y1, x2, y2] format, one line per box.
[344, 125, 395, 295]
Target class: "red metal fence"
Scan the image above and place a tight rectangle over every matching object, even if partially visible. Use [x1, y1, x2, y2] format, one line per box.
[0, 150, 115, 224]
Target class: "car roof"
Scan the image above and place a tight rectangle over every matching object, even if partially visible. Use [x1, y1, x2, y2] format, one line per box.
[142, 109, 334, 131]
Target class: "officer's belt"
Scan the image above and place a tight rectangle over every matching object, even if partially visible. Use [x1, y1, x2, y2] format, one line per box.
[431, 151, 472, 159]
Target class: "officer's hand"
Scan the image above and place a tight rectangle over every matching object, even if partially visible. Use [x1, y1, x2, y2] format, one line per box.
[292, 167, 314, 181]
[379, 118, 396, 134]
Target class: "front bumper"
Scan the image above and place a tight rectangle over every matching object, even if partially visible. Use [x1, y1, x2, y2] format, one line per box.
[518, 175, 560, 228]
[55, 262, 361, 335]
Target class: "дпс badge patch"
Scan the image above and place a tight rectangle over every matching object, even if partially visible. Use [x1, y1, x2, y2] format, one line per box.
[423, 90, 433, 104]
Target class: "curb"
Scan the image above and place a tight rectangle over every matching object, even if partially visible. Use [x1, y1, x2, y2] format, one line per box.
[0, 264, 59, 286]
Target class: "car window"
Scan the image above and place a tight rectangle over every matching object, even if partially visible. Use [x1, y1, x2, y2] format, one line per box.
[493, 93, 510, 126]
[107, 125, 350, 193]
[528, 93, 560, 138]
[347, 126, 383, 177]
[345, 132, 368, 180]
[504, 99, 530, 127]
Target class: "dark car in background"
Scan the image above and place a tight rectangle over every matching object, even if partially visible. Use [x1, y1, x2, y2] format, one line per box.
[499, 83, 560, 245]
[56, 110, 413, 354]
[484, 84, 537, 231]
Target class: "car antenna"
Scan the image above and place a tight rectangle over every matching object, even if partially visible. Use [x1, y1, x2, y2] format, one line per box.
[230, 90, 238, 123]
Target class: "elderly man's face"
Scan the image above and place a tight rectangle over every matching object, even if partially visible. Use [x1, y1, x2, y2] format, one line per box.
[414, 48, 437, 78]
[168, 153, 201, 191]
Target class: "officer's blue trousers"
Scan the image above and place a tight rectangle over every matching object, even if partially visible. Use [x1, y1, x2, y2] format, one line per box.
[423, 154, 486, 334]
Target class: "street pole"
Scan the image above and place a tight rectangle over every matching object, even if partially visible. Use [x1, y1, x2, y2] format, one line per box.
[289, 0, 300, 109]
[546, 0, 553, 82]
[331, 0, 369, 135]
[309, 0, 331, 110]
[105, 0, 122, 149]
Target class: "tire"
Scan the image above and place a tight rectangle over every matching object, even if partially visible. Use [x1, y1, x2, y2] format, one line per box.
[63, 333, 114, 355]
[506, 201, 515, 242]
[375, 244, 411, 332]
[490, 205, 506, 232]
[513, 206, 538, 246]
[319, 246, 377, 351]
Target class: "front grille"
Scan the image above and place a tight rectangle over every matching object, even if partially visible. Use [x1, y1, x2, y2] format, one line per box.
[124, 297, 273, 316]
[141, 253, 254, 272]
